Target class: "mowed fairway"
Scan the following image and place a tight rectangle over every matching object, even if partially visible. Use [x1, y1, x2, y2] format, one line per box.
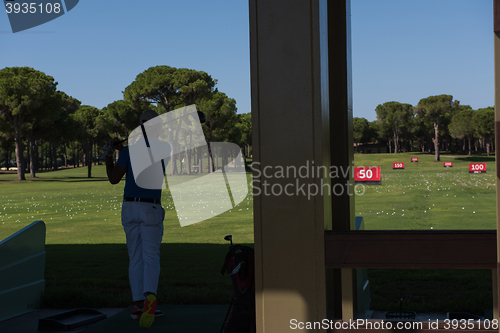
[354, 152, 495, 314]
[0, 154, 496, 313]
[0, 166, 254, 245]
[1, 154, 494, 243]
[354, 153, 496, 230]
[0, 166, 253, 308]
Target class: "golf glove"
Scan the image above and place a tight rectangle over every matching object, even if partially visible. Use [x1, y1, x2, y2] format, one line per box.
[103, 144, 114, 157]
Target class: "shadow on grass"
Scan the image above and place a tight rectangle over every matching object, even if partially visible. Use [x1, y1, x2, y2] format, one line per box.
[43, 243, 253, 309]
[0, 177, 108, 183]
[37, 177, 109, 182]
[454, 156, 496, 162]
[368, 268, 492, 315]
[44, 244, 492, 315]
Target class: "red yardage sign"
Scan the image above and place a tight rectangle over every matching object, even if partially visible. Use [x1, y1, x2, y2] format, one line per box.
[469, 163, 486, 173]
[393, 163, 404, 169]
[354, 167, 381, 184]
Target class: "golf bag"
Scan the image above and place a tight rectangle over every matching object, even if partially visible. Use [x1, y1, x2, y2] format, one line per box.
[220, 238, 255, 333]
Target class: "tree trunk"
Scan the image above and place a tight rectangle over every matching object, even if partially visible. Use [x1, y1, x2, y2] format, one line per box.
[487, 141, 490, 156]
[13, 118, 26, 180]
[185, 149, 191, 175]
[468, 137, 472, 156]
[26, 138, 31, 176]
[86, 141, 92, 178]
[4, 148, 8, 169]
[432, 121, 440, 161]
[222, 148, 226, 170]
[193, 147, 198, 172]
[34, 140, 39, 171]
[41, 143, 44, 170]
[169, 130, 177, 176]
[215, 146, 219, 170]
[94, 143, 99, 165]
[242, 147, 247, 170]
[208, 128, 215, 172]
[208, 144, 215, 172]
[199, 147, 203, 173]
[30, 138, 36, 178]
[170, 155, 177, 175]
[186, 132, 193, 175]
[52, 142, 58, 170]
[48, 144, 52, 170]
[393, 132, 398, 154]
[63, 144, 68, 167]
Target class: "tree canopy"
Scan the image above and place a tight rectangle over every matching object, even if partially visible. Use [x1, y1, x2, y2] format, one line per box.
[100, 99, 144, 140]
[353, 117, 369, 152]
[375, 101, 413, 153]
[71, 105, 103, 178]
[0, 65, 252, 179]
[415, 94, 459, 161]
[123, 66, 216, 112]
[473, 107, 495, 156]
[0, 67, 59, 180]
[449, 109, 475, 155]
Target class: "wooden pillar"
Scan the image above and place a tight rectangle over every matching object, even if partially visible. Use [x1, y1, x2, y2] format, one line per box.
[326, 0, 355, 321]
[250, 0, 333, 331]
[494, 0, 500, 321]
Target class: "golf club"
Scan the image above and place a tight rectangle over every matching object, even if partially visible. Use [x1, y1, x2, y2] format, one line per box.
[224, 234, 233, 247]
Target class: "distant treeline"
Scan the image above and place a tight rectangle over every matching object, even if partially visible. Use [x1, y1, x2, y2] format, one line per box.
[0, 66, 252, 180]
[354, 95, 494, 161]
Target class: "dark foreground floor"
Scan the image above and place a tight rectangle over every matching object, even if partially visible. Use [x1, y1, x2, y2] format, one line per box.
[0, 305, 229, 333]
[80, 305, 228, 333]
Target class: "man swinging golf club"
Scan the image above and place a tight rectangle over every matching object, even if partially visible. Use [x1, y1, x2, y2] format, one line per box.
[104, 109, 168, 329]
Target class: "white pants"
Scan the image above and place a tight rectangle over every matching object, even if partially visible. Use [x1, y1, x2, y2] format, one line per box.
[121, 201, 165, 302]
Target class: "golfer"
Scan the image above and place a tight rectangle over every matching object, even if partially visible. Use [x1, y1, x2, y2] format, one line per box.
[104, 109, 169, 329]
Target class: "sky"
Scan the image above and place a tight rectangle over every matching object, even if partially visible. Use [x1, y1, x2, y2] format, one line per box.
[0, 0, 494, 122]
[351, 0, 494, 121]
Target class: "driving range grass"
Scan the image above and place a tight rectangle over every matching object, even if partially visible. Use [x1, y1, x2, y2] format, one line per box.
[0, 166, 253, 308]
[0, 153, 496, 314]
[354, 152, 496, 230]
[354, 152, 495, 315]
[0, 166, 253, 244]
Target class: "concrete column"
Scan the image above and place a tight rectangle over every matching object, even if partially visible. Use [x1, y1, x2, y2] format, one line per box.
[250, 0, 339, 331]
